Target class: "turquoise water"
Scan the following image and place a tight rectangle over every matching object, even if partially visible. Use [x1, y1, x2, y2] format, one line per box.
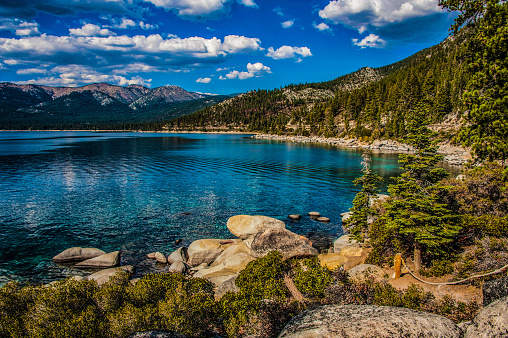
[0, 131, 407, 284]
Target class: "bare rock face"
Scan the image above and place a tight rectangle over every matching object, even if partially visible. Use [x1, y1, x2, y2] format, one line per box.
[154, 252, 167, 264]
[278, 305, 461, 338]
[318, 253, 348, 270]
[482, 276, 508, 306]
[211, 241, 252, 267]
[168, 247, 188, 264]
[87, 265, 134, 286]
[334, 235, 359, 253]
[465, 296, 508, 338]
[250, 228, 317, 260]
[227, 215, 286, 239]
[53, 247, 106, 262]
[215, 274, 240, 300]
[168, 261, 187, 273]
[75, 251, 120, 268]
[187, 239, 239, 266]
[347, 264, 386, 281]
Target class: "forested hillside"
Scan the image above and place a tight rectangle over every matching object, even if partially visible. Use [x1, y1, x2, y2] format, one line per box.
[170, 32, 468, 140]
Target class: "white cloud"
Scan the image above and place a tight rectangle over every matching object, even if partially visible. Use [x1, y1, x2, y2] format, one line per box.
[139, 21, 157, 30]
[240, 0, 258, 8]
[273, 6, 284, 17]
[281, 20, 294, 28]
[358, 26, 367, 34]
[69, 24, 116, 37]
[196, 77, 211, 83]
[216, 67, 229, 71]
[319, 0, 443, 29]
[113, 18, 137, 29]
[352, 34, 386, 48]
[266, 45, 312, 60]
[0, 18, 40, 36]
[221, 35, 262, 53]
[223, 62, 270, 80]
[313, 22, 330, 31]
[16, 68, 47, 75]
[144, 0, 226, 17]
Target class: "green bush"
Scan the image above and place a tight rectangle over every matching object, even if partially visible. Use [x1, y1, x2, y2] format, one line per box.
[291, 257, 332, 299]
[420, 259, 456, 277]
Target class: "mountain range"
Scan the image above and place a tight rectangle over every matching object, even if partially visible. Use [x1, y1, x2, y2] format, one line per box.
[0, 82, 232, 130]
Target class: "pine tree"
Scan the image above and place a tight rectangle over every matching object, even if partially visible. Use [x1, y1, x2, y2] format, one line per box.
[346, 151, 383, 242]
[381, 103, 461, 273]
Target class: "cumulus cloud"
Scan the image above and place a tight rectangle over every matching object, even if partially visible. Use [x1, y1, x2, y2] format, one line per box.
[69, 24, 116, 37]
[196, 77, 211, 83]
[222, 62, 270, 80]
[239, 0, 257, 8]
[281, 20, 294, 29]
[313, 22, 330, 31]
[0, 18, 40, 36]
[353, 34, 386, 48]
[144, 0, 257, 18]
[266, 45, 312, 60]
[319, 0, 443, 29]
[221, 35, 262, 53]
[16, 68, 47, 74]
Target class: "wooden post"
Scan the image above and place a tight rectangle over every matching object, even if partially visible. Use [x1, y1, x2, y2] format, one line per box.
[394, 253, 402, 279]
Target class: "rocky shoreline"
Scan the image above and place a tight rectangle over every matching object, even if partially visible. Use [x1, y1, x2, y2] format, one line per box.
[252, 134, 471, 166]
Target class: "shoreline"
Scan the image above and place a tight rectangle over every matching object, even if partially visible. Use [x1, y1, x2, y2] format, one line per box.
[252, 134, 471, 166]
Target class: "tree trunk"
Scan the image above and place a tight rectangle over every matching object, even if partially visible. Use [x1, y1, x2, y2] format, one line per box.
[414, 243, 422, 274]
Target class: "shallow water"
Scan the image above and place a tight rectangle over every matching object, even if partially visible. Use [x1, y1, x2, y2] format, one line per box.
[0, 131, 454, 284]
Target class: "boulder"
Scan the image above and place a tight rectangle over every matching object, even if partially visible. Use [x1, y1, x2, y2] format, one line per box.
[339, 246, 364, 257]
[75, 251, 120, 268]
[334, 235, 359, 253]
[211, 241, 252, 267]
[87, 265, 134, 286]
[168, 261, 187, 273]
[347, 264, 386, 281]
[146, 252, 156, 260]
[288, 214, 301, 221]
[369, 194, 389, 207]
[317, 217, 330, 223]
[215, 274, 240, 299]
[53, 247, 106, 262]
[208, 273, 240, 288]
[308, 211, 320, 217]
[318, 253, 348, 270]
[250, 228, 317, 260]
[154, 252, 167, 264]
[227, 215, 286, 239]
[465, 296, 508, 338]
[168, 247, 188, 264]
[340, 212, 352, 223]
[278, 304, 461, 338]
[482, 276, 508, 306]
[187, 239, 239, 266]
[194, 252, 255, 280]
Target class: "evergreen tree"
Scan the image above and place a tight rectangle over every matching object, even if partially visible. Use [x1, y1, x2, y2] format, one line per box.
[441, 0, 508, 163]
[381, 104, 461, 273]
[346, 151, 383, 242]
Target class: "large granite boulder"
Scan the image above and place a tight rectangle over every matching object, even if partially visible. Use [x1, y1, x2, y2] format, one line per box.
[154, 252, 167, 264]
[211, 241, 252, 267]
[318, 253, 348, 270]
[53, 247, 106, 262]
[187, 239, 239, 266]
[334, 235, 359, 253]
[168, 261, 187, 273]
[464, 296, 508, 338]
[215, 274, 240, 299]
[482, 276, 508, 306]
[168, 247, 188, 264]
[278, 304, 461, 338]
[193, 252, 255, 281]
[87, 265, 134, 286]
[250, 228, 317, 260]
[348, 264, 386, 281]
[75, 251, 120, 268]
[227, 215, 286, 239]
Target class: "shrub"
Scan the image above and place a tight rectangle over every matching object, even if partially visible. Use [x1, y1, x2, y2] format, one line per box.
[291, 257, 332, 300]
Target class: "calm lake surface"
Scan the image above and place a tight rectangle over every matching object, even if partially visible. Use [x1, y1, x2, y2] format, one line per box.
[0, 131, 437, 284]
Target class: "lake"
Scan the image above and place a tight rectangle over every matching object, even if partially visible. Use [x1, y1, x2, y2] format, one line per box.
[0, 131, 411, 284]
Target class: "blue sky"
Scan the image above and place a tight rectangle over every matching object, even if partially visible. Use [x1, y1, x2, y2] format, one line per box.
[0, 0, 455, 94]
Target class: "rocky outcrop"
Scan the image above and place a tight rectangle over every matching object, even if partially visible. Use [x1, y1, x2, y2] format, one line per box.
[215, 275, 240, 299]
[464, 296, 508, 338]
[53, 247, 106, 262]
[87, 265, 134, 286]
[348, 264, 386, 281]
[187, 239, 239, 266]
[169, 261, 187, 273]
[482, 276, 508, 306]
[154, 252, 167, 264]
[334, 235, 359, 253]
[250, 227, 317, 260]
[75, 251, 120, 268]
[168, 247, 188, 264]
[318, 253, 348, 270]
[278, 304, 461, 338]
[227, 215, 285, 239]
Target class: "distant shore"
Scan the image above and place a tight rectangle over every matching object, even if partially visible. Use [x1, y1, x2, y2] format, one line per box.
[252, 134, 471, 166]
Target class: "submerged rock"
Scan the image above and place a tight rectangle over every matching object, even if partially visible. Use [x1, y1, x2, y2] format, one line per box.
[53, 247, 106, 262]
[146, 252, 156, 260]
[75, 251, 120, 268]
[317, 216, 330, 223]
[288, 214, 301, 221]
[250, 227, 317, 260]
[278, 304, 461, 338]
[308, 211, 320, 218]
[227, 215, 286, 239]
